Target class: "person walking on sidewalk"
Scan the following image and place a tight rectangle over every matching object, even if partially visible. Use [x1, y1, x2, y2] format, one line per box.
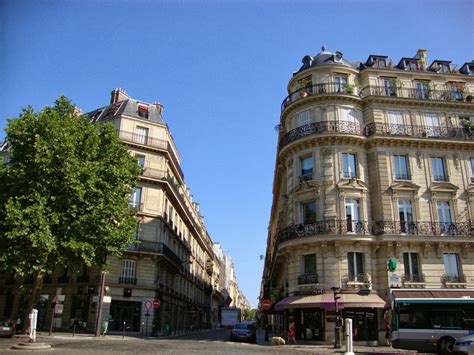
[288, 321, 296, 344]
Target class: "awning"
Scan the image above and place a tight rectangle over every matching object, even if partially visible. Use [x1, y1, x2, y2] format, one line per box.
[275, 292, 386, 311]
[392, 290, 474, 304]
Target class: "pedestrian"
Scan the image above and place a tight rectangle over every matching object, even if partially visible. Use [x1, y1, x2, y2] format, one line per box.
[288, 321, 296, 344]
[383, 308, 392, 346]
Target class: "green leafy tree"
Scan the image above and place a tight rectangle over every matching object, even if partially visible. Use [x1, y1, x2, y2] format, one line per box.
[0, 96, 140, 322]
[243, 308, 257, 320]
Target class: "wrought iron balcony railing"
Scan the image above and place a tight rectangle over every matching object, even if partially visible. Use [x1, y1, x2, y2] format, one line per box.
[276, 220, 370, 244]
[441, 273, 466, 283]
[372, 221, 474, 237]
[402, 273, 426, 283]
[279, 121, 364, 151]
[344, 273, 372, 289]
[281, 83, 360, 112]
[299, 173, 313, 183]
[360, 85, 473, 103]
[119, 276, 137, 285]
[297, 273, 319, 285]
[126, 240, 182, 266]
[394, 173, 411, 181]
[364, 122, 473, 141]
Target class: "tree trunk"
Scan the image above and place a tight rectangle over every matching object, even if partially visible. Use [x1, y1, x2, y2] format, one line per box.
[24, 272, 44, 334]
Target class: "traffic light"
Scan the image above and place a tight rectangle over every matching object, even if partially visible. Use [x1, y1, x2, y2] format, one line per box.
[263, 283, 269, 299]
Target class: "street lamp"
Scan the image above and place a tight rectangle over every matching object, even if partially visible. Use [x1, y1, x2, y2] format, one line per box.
[331, 286, 342, 349]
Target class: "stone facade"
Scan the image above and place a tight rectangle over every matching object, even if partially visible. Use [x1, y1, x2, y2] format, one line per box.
[262, 48, 474, 345]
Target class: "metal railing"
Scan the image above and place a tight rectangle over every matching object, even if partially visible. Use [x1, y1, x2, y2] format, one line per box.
[402, 273, 426, 283]
[281, 83, 360, 112]
[126, 240, 182, 267]
[344, 273, 372, 289]
[364, 122, 473, 141]
[441, 274, 466, 283]
[297, 273, 319, 285]
[279, 121, 364, 151]
[299, 173, 313, 183]
[276, 220, 370, 244]
[359, 85, 473, 103]
[119, 276, 137, 285]
[372, 221, 473, 237]
[394, 173, 411, 181]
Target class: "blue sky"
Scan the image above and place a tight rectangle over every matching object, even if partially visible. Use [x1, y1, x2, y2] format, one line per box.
[1, 0, 473, 308]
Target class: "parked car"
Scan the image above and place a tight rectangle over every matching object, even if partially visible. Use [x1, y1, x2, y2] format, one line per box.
[454, 334, 474, 354]
[0, 320, 16, 338]
[230, 321, 256, 343]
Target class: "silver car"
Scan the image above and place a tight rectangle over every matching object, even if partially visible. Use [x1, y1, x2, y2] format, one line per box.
[454, 334, 474, 354]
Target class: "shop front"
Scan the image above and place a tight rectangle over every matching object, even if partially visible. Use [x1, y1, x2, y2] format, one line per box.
[109, 300, 141, 332]
[275, 290, 385, 345]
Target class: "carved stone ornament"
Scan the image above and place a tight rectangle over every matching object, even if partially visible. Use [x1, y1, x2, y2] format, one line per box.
[416, 150, 423, 169]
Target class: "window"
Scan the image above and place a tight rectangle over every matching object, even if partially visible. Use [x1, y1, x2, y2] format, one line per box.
[373, 58, 387, 68]
[431, 157, 448, 181]
[416, 82, 430, 99]
[303, 254, 317, 275]
[134, 126, 149, 144]
[137, 155, 145, 172]
[470, 158, 474, 183]
[403, 252, 421, 282]
[138, 104, 149, 118]
[424, 113, 440, 137]
[384, 79, 397, 97]
[295, 110, 311, 127]
[437, 201, 453, 235]
[398, 200, 414, 234]
[393, 155, 410, 180]
[335, 76, 348, 92]
[120, 259, 136, 284]
[129, 187, 142, 209]
[345, 198, 360, 233]
[443, 253, 461, 281]
[342, 153, 357, 178]
[388, 111, 405, 135]
[447, 82, 464, 101]
[300, 156, 313, 182]
[301, 201, 316, 224]
[347, 252, 364, 280]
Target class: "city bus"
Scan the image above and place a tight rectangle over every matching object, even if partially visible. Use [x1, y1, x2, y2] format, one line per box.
[390, 289, 474, 353]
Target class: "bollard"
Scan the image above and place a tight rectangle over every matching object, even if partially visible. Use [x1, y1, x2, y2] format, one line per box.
[29, 309, 38, 343]
[73, 323, 76, 337]
[123, 321, 126, 339]
[344, 318, 355, 355]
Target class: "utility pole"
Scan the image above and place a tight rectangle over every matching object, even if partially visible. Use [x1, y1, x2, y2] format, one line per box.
[94, 271, 106, 337]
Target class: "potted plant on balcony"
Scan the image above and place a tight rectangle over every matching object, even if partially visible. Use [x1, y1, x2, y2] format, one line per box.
[463, 120, 474, 135]
[343, 83, 356, 94]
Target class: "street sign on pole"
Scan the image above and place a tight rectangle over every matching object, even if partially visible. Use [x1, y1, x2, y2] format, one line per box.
[145, 300, 152, 309]
[262, 299, 271, 310]
[153, 299, 161, 308]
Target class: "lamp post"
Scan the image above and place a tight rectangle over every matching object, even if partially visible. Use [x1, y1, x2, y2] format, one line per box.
[331, 286, 342, 349]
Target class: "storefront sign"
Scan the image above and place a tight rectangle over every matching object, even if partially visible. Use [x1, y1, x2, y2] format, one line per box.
[390, 274, 401, 287]
[294, 288, 326, 296]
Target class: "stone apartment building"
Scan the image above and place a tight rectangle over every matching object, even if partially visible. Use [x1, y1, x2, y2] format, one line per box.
[0, 89, 247, 335]
[262, 47, 474, 345]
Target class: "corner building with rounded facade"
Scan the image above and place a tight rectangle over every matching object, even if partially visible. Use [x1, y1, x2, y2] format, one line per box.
[262, 47, 474, 345]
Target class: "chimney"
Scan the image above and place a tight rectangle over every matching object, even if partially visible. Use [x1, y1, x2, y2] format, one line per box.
[153, 101, 164, 116]
[415, 49, 428, 69]
[110, 88, 130, 104]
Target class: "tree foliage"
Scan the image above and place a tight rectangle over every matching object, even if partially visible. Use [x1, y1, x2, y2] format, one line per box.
[0, 96, 140, 279]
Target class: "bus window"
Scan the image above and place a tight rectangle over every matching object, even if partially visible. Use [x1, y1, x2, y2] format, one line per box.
[399, 310, 430, 329]
[432, 309, 462, 329]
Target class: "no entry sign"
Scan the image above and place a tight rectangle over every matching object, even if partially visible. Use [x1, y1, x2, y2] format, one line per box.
[262, 299, 271, 310]
[153, 299, 161, 308]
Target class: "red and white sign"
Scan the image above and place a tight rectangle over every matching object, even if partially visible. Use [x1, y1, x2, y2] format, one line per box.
[153, 299, 161, 308]
[144, 300, 152, 309]
[262, 299, 271, 310]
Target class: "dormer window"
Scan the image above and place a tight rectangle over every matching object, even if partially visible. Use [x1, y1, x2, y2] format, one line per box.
[429, 60, 451, 73]
[398, 58, 423, 71]
[460, 61, 474, 75]
[138, 104, 149, 119]
[366, 55, 389, 68]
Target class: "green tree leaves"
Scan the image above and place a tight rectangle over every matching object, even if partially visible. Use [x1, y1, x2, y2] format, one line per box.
[0, 96, 140, 278]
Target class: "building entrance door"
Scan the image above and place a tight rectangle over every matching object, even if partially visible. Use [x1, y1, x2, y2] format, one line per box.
[109, 300, 141, 332]
[295, 309, 324, 341]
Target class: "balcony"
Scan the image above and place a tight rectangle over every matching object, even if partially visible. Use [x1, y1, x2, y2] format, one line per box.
[119, 276, 137, 285]
[129, 202, 144, 211]
[394, 173, 411, 181]
[299, 173, 313, 183]
[118, 130, 184, 179]
[281, 83, 360, 112]
[344, 273, 372, 289]
[373, 221, 473, 237]
[276, 220, 370, 245]
[141, 167, 166, 181]
[297, 273, 319, 285]
[279, 121, 364, 151]
[441, 273, 466, 285]
[126, 240, 182, 266]
[360, 85, 473, 103]
[364, 122, 473, 141]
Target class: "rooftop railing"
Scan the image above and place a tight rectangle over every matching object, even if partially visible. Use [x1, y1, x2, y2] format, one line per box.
[360, 85, 473, 103]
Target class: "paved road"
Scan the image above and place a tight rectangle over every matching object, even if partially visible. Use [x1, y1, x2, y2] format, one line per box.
[0, 329, 417, 354]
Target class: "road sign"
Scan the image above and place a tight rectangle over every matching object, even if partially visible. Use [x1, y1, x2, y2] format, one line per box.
[145, 300, 152, 309]
[262, 299, 271, 310]
[153, 299, 161, 308]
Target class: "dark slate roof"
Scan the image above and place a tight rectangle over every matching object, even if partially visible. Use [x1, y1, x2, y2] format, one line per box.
[460, 61, 474, 75]
[86, 99, 165, 124]
[295, 47, 359, 74]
